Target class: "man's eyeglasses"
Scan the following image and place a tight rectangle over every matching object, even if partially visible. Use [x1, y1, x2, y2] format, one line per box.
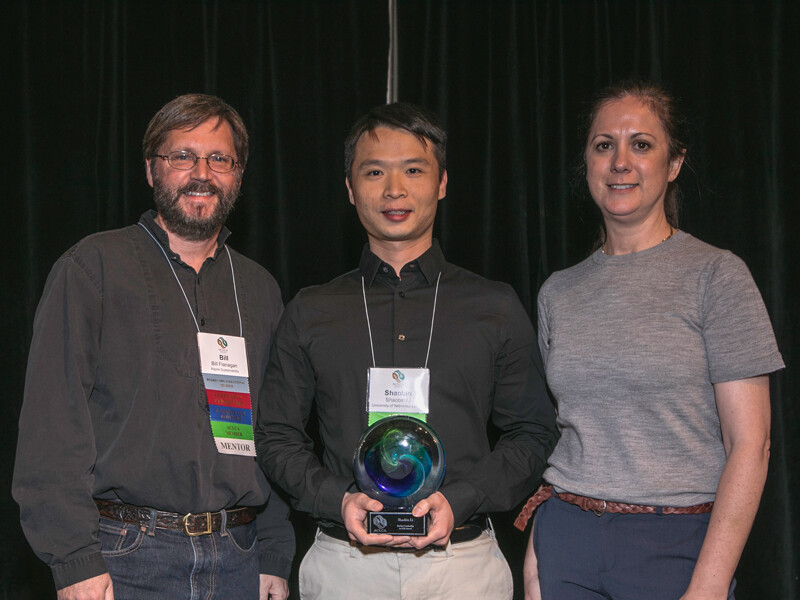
[153, 151, 239, 173]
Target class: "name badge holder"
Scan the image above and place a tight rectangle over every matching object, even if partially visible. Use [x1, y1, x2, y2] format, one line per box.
[197, 333, 256, 456]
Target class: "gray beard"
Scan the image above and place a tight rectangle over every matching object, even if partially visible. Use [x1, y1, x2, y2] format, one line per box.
[152, 176, 240, 242]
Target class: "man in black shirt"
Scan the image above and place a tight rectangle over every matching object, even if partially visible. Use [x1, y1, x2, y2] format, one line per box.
[255, 103, 557, 599]
[13, 94, 293, 600]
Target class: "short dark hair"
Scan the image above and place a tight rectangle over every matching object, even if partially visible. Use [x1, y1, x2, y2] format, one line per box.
[344, 102, 447, 182]
[143, 94, 249, 170]
[579, 79, 688, 230]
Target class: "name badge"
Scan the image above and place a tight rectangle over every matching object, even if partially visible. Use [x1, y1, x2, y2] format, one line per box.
[197, 332, 255, 457]
[367, 367, 430, 417]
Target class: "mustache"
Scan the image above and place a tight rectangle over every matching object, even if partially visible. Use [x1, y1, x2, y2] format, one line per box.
[177, 181, 223, 197]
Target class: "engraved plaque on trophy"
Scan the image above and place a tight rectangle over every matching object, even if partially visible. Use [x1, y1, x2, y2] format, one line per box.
[353, 415, 446, 536]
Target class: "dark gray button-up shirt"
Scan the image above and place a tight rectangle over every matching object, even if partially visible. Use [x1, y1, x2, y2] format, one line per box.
[13, 211, 294, 589]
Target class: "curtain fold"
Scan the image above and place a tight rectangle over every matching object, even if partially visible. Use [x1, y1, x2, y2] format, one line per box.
[4, 2, 797, 598]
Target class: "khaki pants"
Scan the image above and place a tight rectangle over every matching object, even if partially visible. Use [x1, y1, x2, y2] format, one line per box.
[299, 525, 513, 600]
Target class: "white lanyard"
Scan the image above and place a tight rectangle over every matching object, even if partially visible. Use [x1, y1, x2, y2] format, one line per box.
[140, 223, 255, 457]
[138, 223, 242, 336]
[361, 271, 442, 368]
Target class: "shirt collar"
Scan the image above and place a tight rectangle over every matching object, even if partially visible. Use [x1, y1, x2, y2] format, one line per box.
[358, 239, 447, 287]
[138, 209, 231, 262]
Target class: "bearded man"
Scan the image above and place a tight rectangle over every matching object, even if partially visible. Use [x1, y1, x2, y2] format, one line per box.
[13, 94, 293, 600]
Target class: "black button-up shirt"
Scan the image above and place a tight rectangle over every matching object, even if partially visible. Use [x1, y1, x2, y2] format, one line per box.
[255, 241, 557, 526]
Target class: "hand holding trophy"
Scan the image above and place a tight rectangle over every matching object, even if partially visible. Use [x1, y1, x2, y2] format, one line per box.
[353, 416, 446, 535]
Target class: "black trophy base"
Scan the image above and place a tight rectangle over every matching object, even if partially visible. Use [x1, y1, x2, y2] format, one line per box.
[367, 511, 427, 536]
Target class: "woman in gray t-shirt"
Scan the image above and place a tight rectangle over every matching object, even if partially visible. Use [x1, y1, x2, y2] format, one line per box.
[519, 81, 784, 600]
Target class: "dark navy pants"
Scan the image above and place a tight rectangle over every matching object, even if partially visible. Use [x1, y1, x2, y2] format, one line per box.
[534, 493, 735, 600]
[99, 511, 259, 600]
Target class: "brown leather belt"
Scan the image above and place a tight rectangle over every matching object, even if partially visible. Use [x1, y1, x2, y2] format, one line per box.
[320, 514, 489, 546]
[94, 498, 257, 536]
[514, 485, 714, 531]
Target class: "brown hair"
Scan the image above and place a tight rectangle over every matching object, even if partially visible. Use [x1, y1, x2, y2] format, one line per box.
[579, 80, 688, 238]
[143, 94, 249, 170]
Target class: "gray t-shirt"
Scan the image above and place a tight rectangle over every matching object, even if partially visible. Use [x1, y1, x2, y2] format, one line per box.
[539, 231, 784, 506]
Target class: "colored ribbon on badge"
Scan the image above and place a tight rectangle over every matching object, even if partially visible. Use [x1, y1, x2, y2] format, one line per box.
[197, 333, 255, 456]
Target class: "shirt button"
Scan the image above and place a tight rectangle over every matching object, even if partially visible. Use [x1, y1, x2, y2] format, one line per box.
[399, 292, 406, 298]
[382, 266, 389, 273]
[398, 334, 406, 341]
[200, 318, 206, 327]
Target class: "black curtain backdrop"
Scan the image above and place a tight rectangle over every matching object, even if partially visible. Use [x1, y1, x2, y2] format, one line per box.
[3, 1, 798, 598]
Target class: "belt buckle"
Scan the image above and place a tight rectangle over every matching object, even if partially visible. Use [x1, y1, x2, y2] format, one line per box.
[183, 512, 212, 536]
[592, 500, 607, 517]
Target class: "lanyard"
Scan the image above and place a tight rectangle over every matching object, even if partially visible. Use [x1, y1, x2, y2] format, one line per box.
[361, 271, 442, 369]
[138, 223, 242, 336]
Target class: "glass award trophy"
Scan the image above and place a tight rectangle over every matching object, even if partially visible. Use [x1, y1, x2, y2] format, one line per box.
[353, 415, 446, 536]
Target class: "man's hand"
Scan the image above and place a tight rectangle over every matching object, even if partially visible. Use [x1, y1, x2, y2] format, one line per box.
[56, 573, 114, 600]
[401, 491, 455, 550]
[260, 574, 289, 600]
[341, 491, 406, 546]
